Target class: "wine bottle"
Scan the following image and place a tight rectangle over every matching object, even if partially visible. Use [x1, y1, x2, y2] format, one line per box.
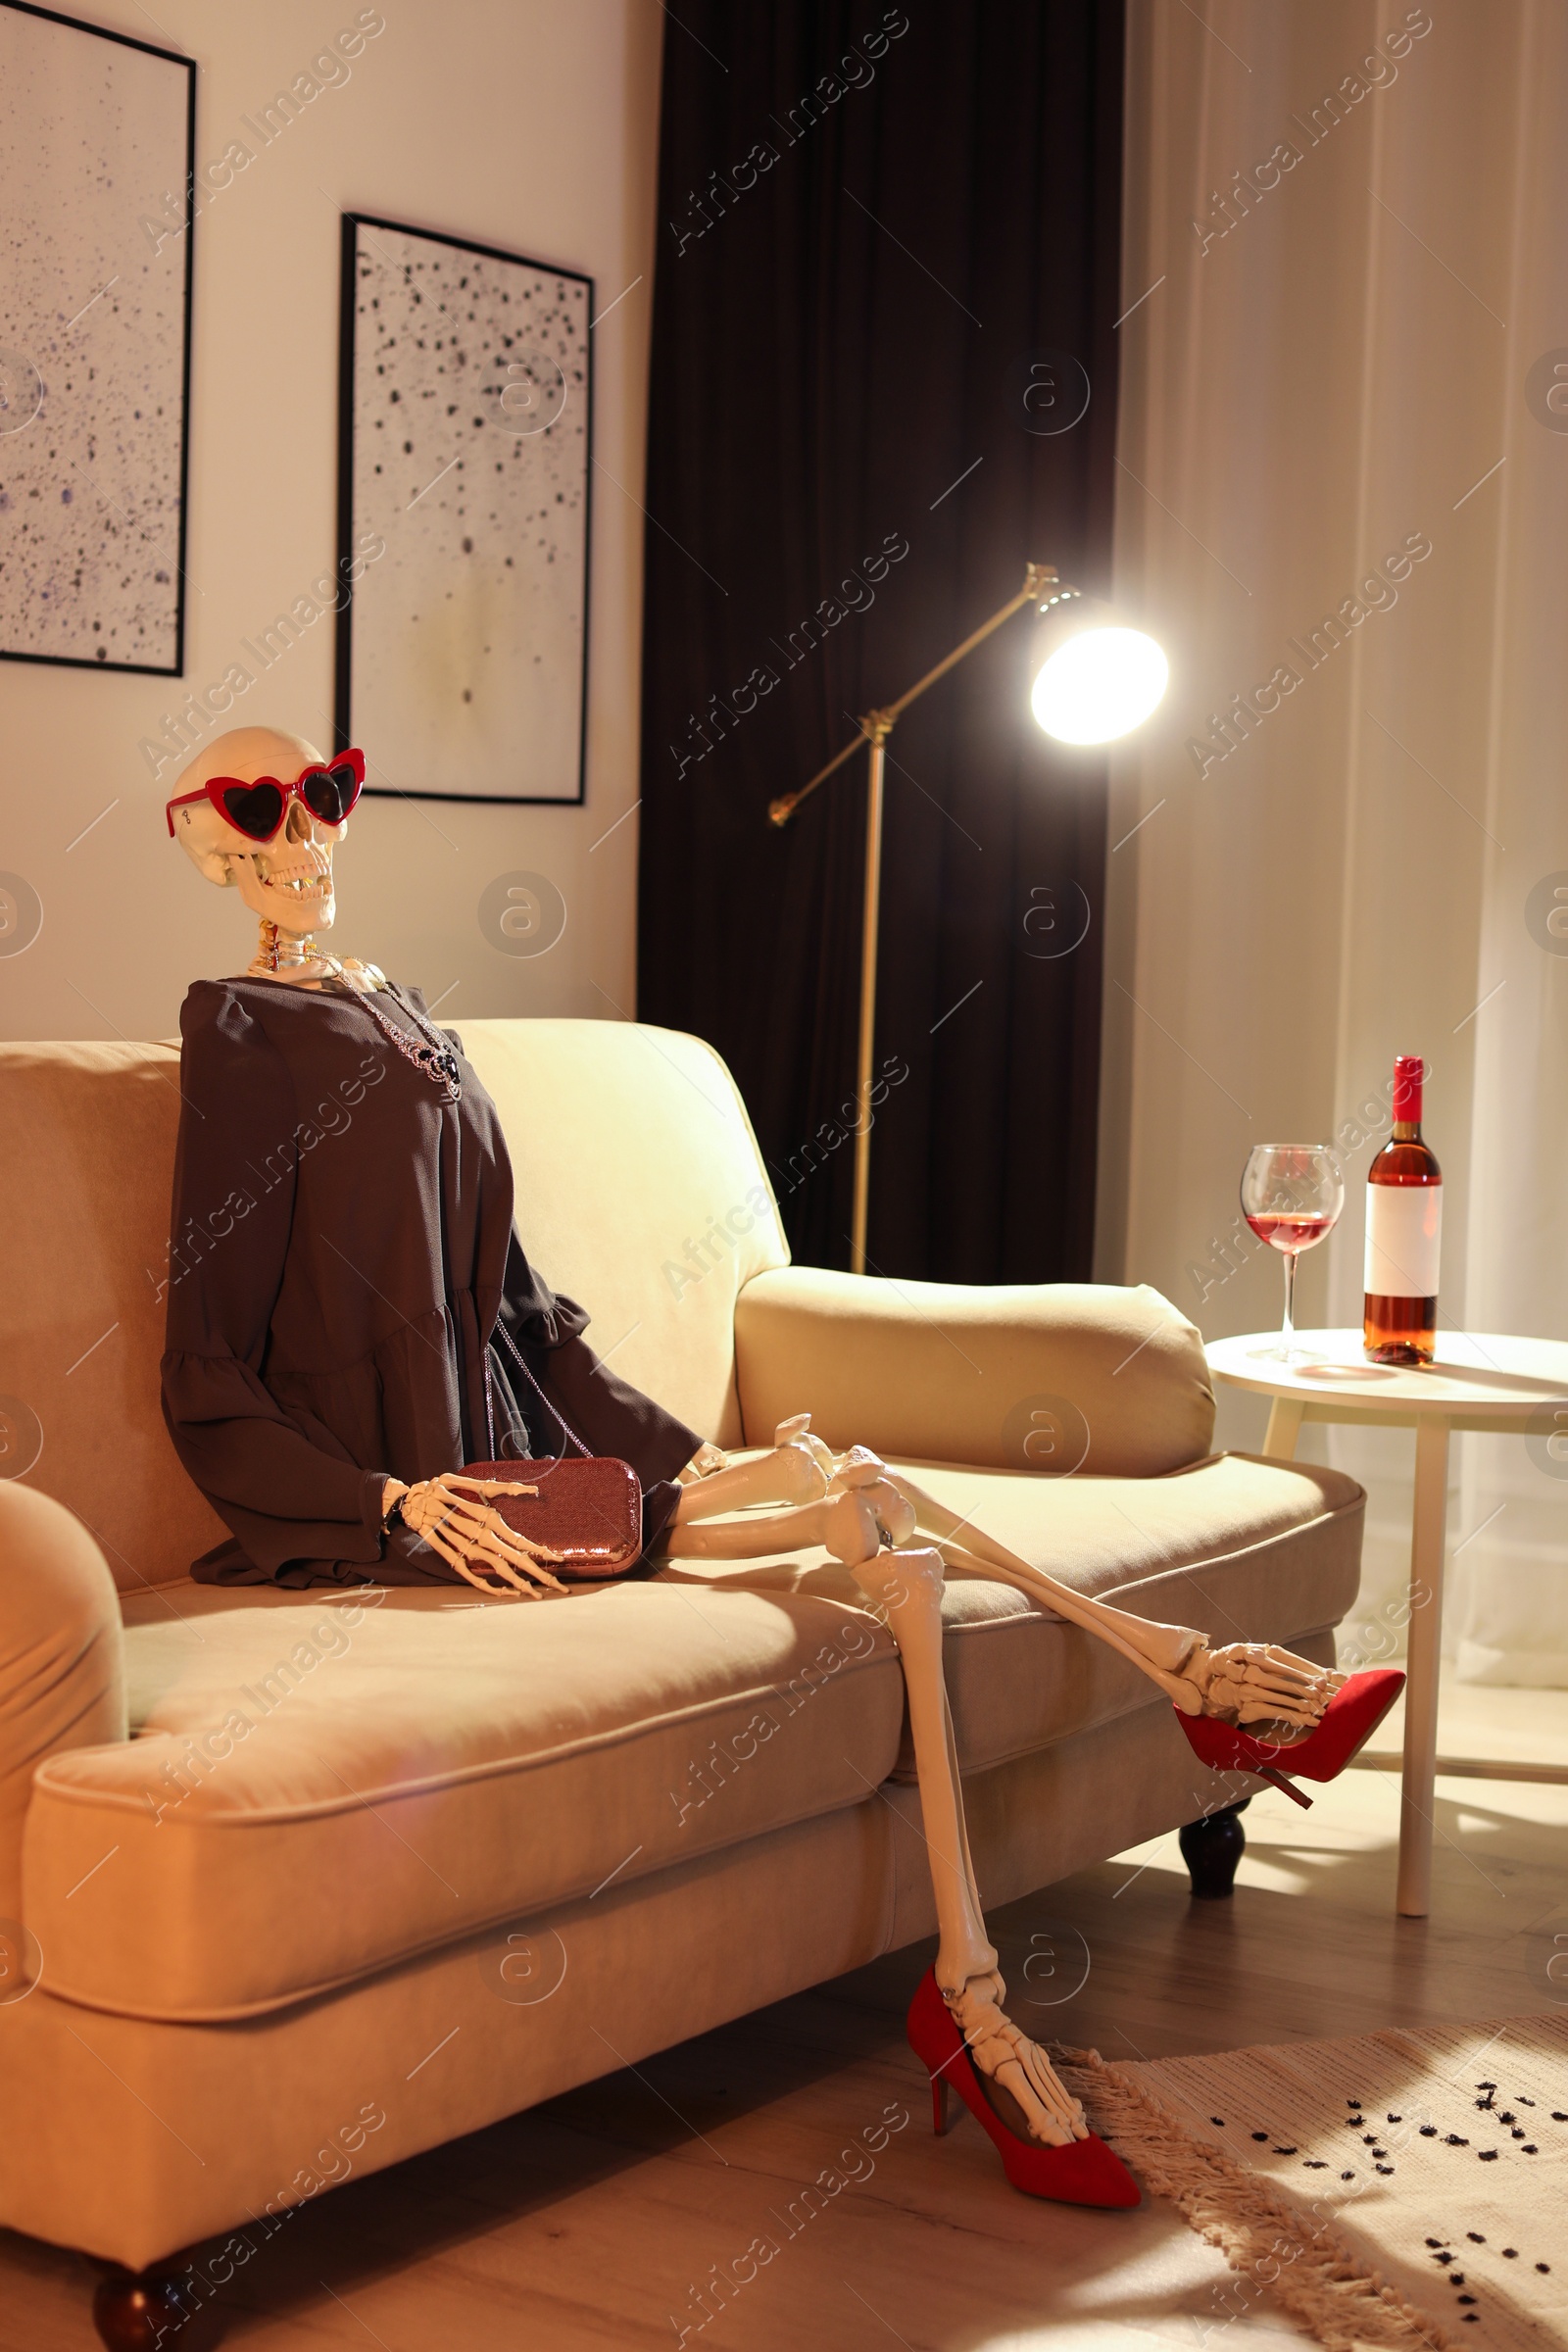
[1363, 1054, 1442, 1364]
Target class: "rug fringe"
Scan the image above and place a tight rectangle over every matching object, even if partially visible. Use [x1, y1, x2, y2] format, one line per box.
[1053, 2044, 1452, 2352]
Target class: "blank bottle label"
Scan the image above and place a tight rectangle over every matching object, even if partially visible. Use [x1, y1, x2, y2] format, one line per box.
[1364, 1186, 1442, 1298]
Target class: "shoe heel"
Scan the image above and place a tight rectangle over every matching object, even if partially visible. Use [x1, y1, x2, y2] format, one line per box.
[1256, 1763, 1312, 1809]
[931, 2070, 954, 2135]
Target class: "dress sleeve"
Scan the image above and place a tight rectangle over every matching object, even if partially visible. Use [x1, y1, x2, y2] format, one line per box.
[494, 1231, 701, 1507]
[496, 1228, 592, 1351]
[160, 986, 385, 1576]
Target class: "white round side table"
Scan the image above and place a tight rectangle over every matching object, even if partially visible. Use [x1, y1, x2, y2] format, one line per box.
[1206, 1328, 1568, 1918]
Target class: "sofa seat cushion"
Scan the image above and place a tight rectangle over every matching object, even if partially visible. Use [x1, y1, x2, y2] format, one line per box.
[659, 1450, 1364, 1780]
[23, 1584, 902, 2022]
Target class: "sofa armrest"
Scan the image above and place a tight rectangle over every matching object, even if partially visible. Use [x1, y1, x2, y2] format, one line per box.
[733, 1268, 1215, 1475]
[0, 1485, 125, 1921]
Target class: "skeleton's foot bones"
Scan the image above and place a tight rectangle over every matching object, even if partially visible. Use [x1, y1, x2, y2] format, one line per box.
[906, 1970, 1141, 2207]
[1178, 1640, 1347, 1734]
[940, 1974, 1087, 2145]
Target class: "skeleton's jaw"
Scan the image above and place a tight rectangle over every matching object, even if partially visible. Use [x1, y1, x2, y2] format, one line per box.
[232, 844, 337, 939]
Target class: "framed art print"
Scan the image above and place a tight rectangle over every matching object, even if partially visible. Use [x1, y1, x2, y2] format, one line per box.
[335, 215, 592, 805]
[0, 0, 195, 673]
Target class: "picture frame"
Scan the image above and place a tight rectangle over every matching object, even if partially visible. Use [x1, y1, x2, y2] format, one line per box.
[334, 213, 593, 806]
[0, 0, 195, 676]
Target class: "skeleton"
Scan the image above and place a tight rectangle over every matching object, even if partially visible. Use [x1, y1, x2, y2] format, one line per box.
[171, 725, 1346, 2155]
[168, 727, 561, 1574]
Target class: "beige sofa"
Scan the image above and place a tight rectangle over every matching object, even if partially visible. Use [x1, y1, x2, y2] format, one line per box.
[0, 1017, 1365, 2339]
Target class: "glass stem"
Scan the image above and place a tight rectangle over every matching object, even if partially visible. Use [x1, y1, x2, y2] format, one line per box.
[1282, 1250, 1298, 1355]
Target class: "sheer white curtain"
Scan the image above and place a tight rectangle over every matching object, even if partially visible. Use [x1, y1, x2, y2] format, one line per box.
[1102, 0, 1568, 1680]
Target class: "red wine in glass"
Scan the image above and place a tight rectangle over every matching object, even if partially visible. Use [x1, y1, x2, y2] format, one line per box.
[1240, 1147, 1345, 1360]
[1246, 1210, 1339, 1253]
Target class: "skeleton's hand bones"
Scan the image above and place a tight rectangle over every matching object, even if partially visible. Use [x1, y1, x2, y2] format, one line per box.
[380, 1473, 567, 1595]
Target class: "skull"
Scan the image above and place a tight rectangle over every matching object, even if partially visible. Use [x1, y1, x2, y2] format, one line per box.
[167, 726, 346, 943]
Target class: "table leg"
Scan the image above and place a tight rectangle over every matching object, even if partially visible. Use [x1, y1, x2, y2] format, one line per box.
[1262, 1396, 1304, 1459]
[1396, 1416, 1450, 1918]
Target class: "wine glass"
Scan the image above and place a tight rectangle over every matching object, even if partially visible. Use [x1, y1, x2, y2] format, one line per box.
[1240, 1145, 1344, 1362]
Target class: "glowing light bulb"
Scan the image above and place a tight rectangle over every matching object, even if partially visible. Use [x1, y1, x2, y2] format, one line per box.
[1030, 625, 1168, 745]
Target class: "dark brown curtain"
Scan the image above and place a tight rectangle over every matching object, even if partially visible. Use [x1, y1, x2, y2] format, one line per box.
[637, 2, 1125, 1280]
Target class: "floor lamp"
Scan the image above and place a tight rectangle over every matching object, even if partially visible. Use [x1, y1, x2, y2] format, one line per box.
[767, 563, 1169, 1275]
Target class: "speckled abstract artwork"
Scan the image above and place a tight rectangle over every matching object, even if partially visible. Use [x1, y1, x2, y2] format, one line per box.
[0, 4, 192, 672]
[339, 217, 591, 802]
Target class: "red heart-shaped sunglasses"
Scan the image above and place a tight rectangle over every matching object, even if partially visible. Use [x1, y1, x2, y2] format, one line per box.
[165, 749, 365, 843]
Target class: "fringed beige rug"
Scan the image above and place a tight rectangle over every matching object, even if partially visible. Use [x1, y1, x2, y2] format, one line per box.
[1054, 2016, 1568, 2351]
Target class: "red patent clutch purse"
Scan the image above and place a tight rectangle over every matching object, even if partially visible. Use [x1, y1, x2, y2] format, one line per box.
[461, 1457, 643, 1581]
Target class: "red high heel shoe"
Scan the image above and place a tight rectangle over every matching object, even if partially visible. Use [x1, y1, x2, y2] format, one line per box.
[906, 1968, 1140, 2208]
[1175, 1667, 1404, 1809]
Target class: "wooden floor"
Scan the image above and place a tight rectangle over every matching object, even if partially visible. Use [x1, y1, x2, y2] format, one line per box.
[9, 1677, 1568, 2351]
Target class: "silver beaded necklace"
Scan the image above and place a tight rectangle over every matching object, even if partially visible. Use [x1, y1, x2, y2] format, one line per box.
[319, 959, 463, 1102]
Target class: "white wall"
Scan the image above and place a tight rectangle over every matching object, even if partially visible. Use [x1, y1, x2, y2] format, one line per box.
[0, 0, 661, 1043]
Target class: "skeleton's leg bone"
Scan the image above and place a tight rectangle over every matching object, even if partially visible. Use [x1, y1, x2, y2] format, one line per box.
[662, 1495, 830, 1558]
[881, 1464, 1202, 1688]
[677, 1440, 732, 1484]
[672, 1416, 868, 1523]
[849, 1544, 1087, 2146]
[662, 1481, 906, 1561]
[846, 1547, 994, 1989]
[671, 1435, 828, 1522]
[774, 1412, 837, 1483]
[891, 1472, 1339, 1728]
[933, 1535, 1334, 1730]
[933, 1537, 1207, 1707]
[662, 1442, 1334, 1728]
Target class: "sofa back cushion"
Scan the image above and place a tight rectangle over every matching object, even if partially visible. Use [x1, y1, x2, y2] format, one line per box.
[0, 1020, 784, 1593]
[0, 1040, 221, 1599]
[457, 1019, 786, 1442]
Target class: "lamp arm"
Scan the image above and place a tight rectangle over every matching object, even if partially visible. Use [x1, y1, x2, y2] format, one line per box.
[767, 562, 1057, 827]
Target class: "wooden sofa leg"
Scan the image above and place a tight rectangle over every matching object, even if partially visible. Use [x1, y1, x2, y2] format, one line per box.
[1179, 1797, 1250, 1899]
[92, 2265, 222, 2351]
